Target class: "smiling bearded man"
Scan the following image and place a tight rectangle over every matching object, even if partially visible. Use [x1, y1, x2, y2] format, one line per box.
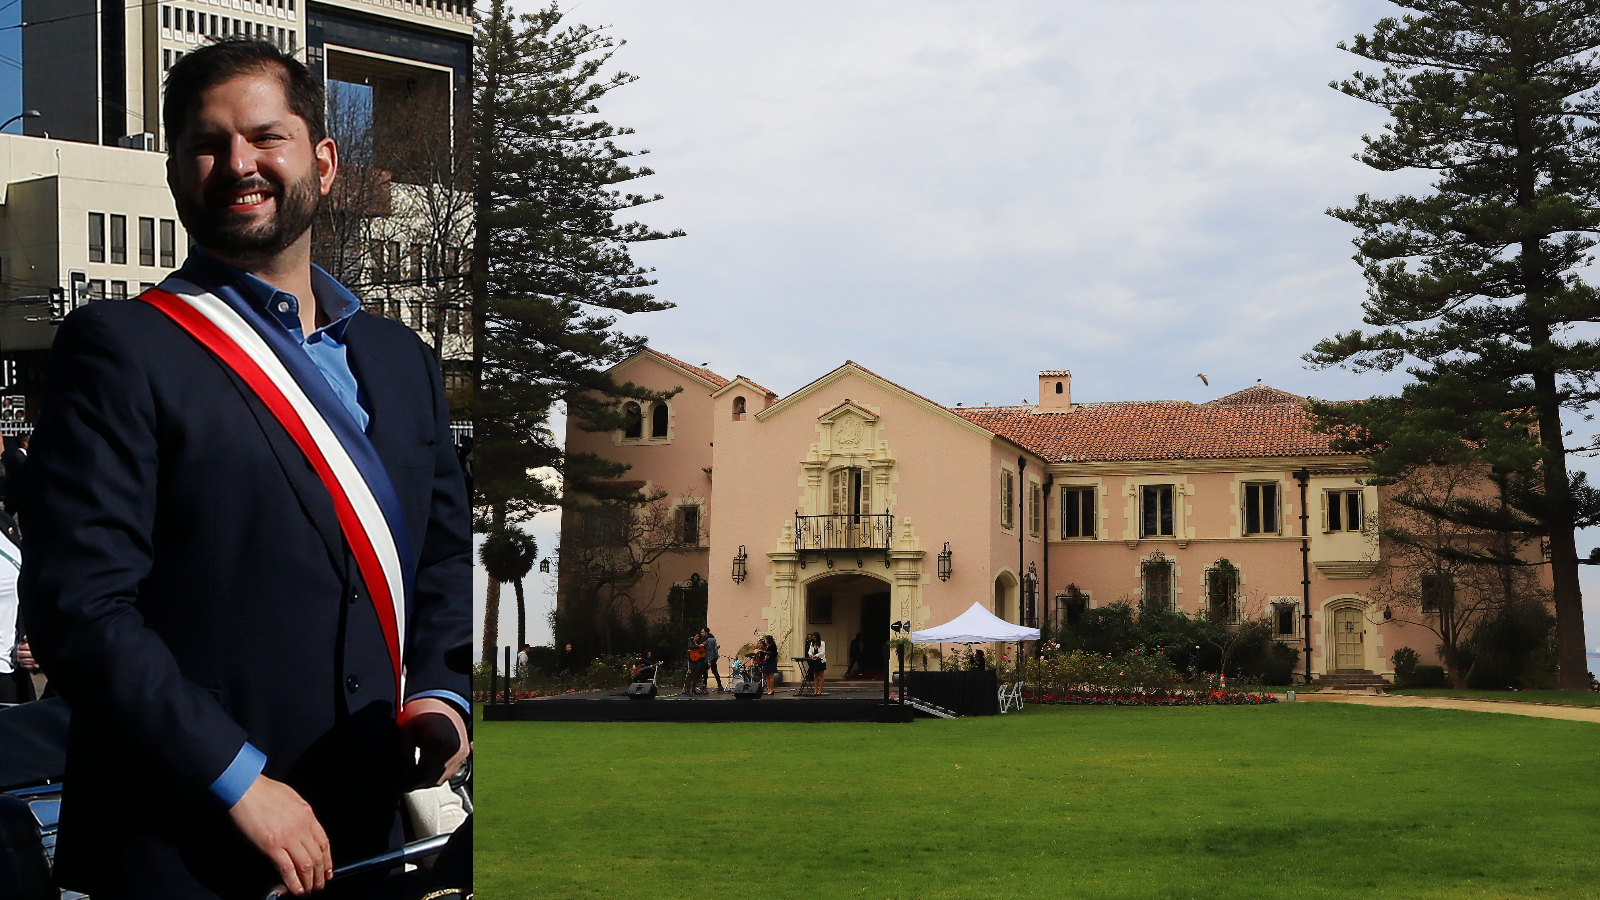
[19, 38, 471, 900]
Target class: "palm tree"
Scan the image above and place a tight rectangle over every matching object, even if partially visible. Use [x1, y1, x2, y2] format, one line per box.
[480, 527, 538, 651]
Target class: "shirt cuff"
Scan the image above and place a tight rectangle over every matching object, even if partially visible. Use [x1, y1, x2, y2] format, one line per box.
[405, 689, 470, 719]
[210, 742, 267, 809]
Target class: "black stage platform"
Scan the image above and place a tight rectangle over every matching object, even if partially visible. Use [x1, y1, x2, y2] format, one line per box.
[484, 697, 915, 723]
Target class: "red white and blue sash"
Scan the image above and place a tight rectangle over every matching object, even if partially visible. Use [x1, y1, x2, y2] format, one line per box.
[139, 280, 413, 699]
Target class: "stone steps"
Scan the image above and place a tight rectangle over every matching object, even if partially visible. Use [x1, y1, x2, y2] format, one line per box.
[1316, 670, 1390, 689]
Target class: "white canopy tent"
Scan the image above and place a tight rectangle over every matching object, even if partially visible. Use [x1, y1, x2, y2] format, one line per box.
[911, 602, 1040, 644]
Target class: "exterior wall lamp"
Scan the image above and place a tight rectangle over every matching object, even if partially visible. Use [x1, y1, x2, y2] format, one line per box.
[538, 558, 550, 573]
[937, 542, 952, 581]
[731, 545, 748, 584]
[1023, 562, 1039, 627]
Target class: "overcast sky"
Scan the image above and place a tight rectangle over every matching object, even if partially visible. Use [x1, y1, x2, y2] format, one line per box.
[481, 0, 1600, 659]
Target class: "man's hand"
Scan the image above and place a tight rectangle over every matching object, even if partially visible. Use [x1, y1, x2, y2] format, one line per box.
[400, 698, 469, 790]
[15, 639, 38, 672]
[228, 774, 331, 896]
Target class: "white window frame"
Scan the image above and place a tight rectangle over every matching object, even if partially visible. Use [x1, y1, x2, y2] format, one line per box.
[1241, 481, 1281, 536]
[1060, 485, 1096, 539]
[1326, 489, 1364, 533]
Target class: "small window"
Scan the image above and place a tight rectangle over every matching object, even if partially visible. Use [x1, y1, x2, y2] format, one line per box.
[622, 402, 642, 439]
[1205, 561, 1239, 623]
[138, 217, 155, 267]
[1057, 584, 1089, 627]
[1327, 490, 1364, 532]
[88, 279, 105, 301]
[162, 5, 171, 29]
[732, 396, 746, 421]
[1420, 572, 1454, 614]
[1140, 557, 1173, 612]
[676, 504, 701, 546]
[1061, 486, 1096, 538]
[1054, 381, 1063, 394]
[1140, 484, 1174, 537]
[109, 281, 127, 301]
[1000, 469, 1015, 530]
[160, 219, 177, 267]
[1243, 482, 1279, 535]
[651, 402, 669, 438]
[88, 213, 105, 263]
[109, 215, 127, 264]
[1274, 603, 1298, 637]
[1028, 482, 1042, 538]
[186, 9, 195, 32]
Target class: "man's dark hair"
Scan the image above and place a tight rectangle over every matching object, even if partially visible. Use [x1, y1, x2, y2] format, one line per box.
[163, 39, 327, 151]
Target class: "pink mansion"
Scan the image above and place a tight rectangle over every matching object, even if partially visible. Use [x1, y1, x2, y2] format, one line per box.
[561, 348, 1448, 685]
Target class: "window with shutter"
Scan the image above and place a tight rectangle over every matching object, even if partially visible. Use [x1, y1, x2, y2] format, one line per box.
[1001, 470, 1015, 529]
[830, 469, 849, 516]
[1029, 482, 1042, 537]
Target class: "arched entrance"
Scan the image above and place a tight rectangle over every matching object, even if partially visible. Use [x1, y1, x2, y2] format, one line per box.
[1323, 596, 1371, 672]
[802, 572, 891, 680]
[994, 570, 1018, 624]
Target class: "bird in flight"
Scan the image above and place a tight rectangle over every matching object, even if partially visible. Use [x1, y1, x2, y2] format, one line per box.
[1196, 374, 1209, 387]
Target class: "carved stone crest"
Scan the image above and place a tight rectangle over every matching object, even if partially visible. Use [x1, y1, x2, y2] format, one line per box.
[835, 413, 864, 447]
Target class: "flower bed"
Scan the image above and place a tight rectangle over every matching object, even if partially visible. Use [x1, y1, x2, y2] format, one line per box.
[1025, 688, 1277, 706]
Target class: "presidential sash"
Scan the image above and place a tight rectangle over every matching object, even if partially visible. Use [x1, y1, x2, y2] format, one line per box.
[139, 281, 412, 700]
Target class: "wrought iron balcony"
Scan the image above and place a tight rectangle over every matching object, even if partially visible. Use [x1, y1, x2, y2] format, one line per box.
[794, 513, 893, 552]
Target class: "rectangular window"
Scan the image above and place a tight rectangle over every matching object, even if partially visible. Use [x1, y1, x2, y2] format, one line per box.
[139, 282, 155, 293]
[1060, 486, 1096, 538]
[1000, 469, 1015, 530]
[1243, 482, 1279, 535]
[163, 5, 171, 29]
[88, 212, 105, 263]
[1028, 482, 1042, 538]
[1274, 603, 1298, 637]
[676, 504, 701, 546]
[159, 219, 177, 267]
[88, 279, 105, 301]
[1420, 572, 1454, 614]
[109, 214, 127, 264]
[1140, 558, 1173, 612]
[1057, 585, 1089, 627]
[109, 281, 128, 301]
[1327, 490, 1363, 532]
[1140, 484, 1174, 537]
[164, 48, 172, 71]
[138, 217, 155, 266]
[187, 9, 195, 32]
[1206, 564, 1239, 623]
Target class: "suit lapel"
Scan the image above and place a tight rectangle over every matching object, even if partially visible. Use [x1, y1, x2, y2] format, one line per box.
[212, 354, 346, 570]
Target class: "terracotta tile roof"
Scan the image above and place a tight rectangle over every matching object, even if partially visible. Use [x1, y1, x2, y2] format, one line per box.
[729, 376, 778, 398]
[1204, 385, 1306, 407]
[641, 348, 730, 388]
[950, 387, 1339, 462]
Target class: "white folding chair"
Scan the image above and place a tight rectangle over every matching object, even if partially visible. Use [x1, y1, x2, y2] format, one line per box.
[998, 682, 1024, 714]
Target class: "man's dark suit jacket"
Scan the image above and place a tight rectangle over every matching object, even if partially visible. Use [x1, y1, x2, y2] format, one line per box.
[18, 286, 471, 897]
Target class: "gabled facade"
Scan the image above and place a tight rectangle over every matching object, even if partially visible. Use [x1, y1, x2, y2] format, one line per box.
[562, 353, 1468, 684]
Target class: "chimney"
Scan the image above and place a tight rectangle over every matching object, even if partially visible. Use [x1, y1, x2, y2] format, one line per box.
[1039, 370, 1073, 411]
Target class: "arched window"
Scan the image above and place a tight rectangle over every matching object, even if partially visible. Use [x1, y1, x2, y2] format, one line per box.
[622, 402, 642, 439]
[651, 402, 669, 438]
[1055, 381, 1063, 394]
[732, 396, 747, 421]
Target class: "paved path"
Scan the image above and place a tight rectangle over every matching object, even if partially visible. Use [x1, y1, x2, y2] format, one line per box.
[1291, 691, 1600, 724]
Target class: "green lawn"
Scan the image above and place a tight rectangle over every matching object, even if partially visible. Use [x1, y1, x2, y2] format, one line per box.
[1386, 688, 1600, 707]
[477, 704, 1600, 899]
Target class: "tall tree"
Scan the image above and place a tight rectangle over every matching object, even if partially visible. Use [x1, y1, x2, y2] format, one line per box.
[1306, 1, 1600, 689]
[472, 0, 682, 659]
[480, 527, 538, 651]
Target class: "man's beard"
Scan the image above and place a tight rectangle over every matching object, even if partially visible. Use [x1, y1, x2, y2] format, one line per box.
[176, 169, 321, 265]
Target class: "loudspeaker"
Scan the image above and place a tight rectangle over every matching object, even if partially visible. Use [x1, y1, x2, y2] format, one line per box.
[626, 682, 657, 700]
[733, 681, 762, 700]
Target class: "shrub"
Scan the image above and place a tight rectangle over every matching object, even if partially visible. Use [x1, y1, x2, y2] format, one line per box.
[1023, 648, 1179, 693]
[1391, 647, 1419, 687]
[1259, 643, 1299, 686]
[1410, 665, 1447, 688]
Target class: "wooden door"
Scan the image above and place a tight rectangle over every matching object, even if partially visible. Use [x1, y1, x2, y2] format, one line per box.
[1334, 607, 1364, 670]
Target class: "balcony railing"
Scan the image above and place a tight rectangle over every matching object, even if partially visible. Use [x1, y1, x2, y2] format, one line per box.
[795, 513, 893, 552]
